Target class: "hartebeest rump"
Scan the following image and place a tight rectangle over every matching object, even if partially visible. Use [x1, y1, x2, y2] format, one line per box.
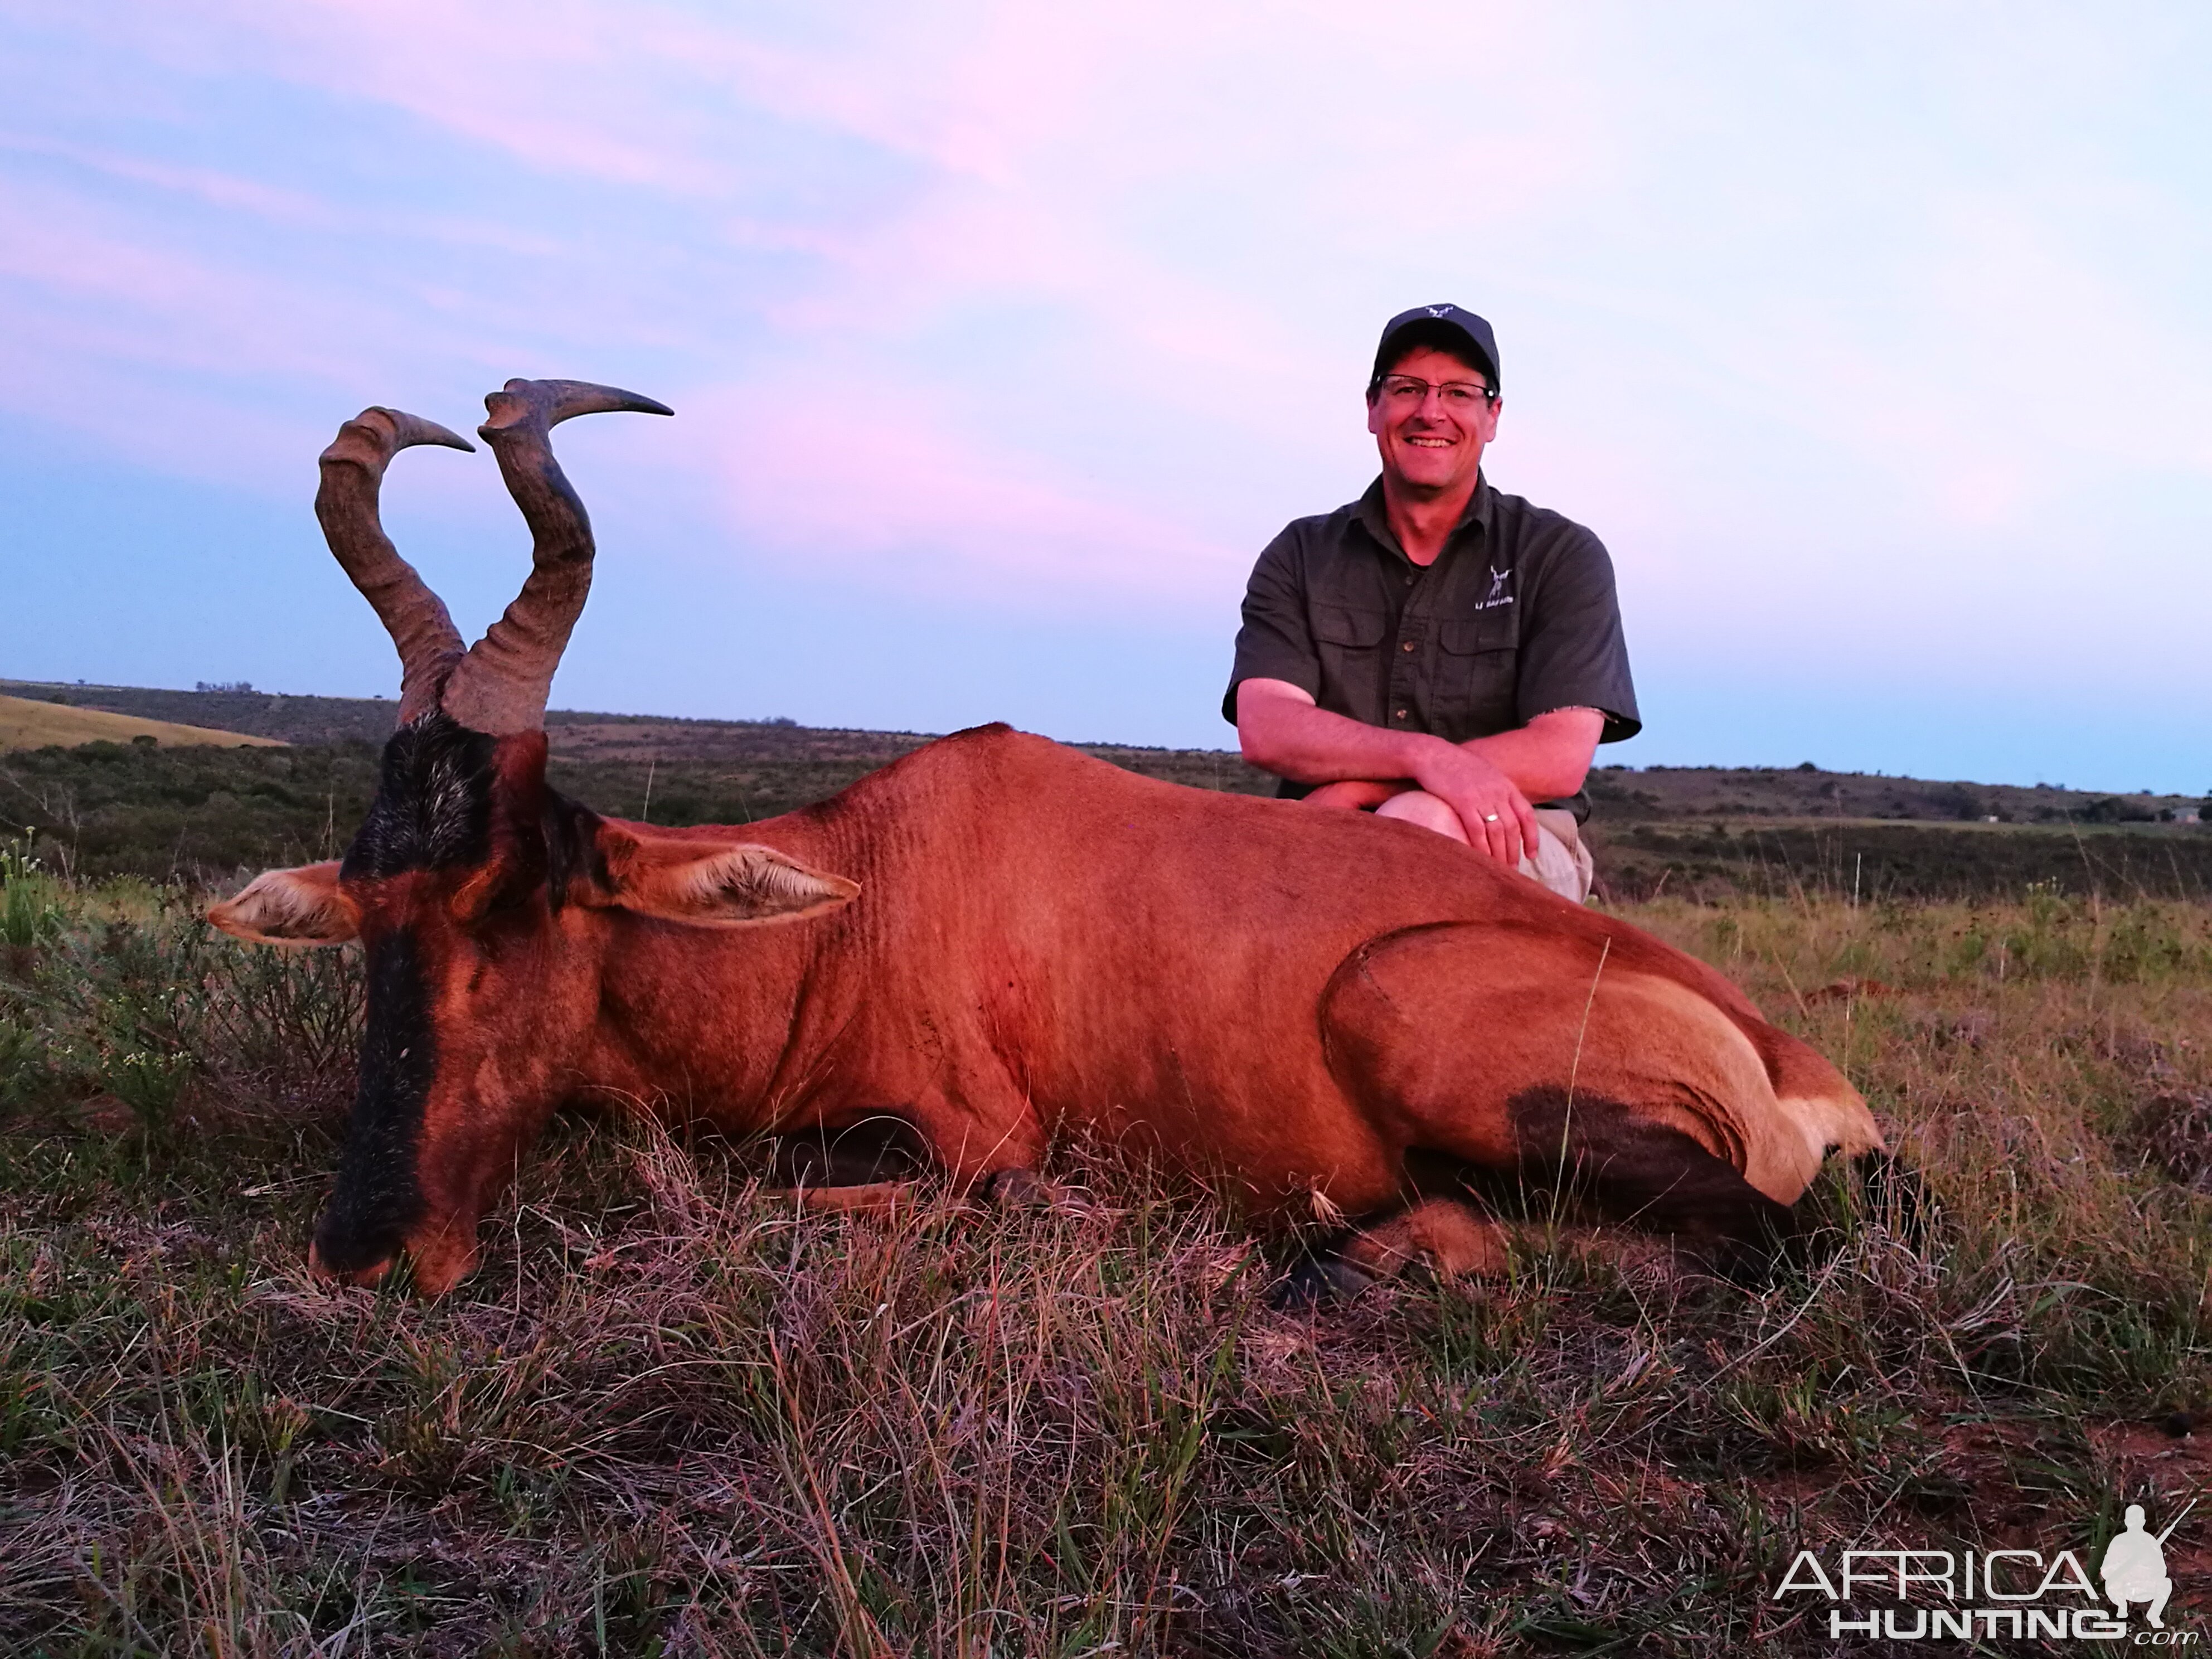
[210, 380, 1884, 1297]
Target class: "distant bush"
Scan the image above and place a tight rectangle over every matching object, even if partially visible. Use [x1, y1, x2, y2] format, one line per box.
[0, 742, 381, 882]
[2083, 795, 2158, 824]
[1593, 821, 2212, 903]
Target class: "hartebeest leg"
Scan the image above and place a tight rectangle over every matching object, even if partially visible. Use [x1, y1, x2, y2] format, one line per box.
[1318, 921, 1872, 1278]
[1337, 1196, 1511, 1278]
[1275, 1196, 1511, 1307]
[760, 1114, 930, 1214]
[1277, 1204, 1707, 1308]
[768, 1114, 929, 1186]
[1497, 1086, 1801, 1275]
[759, 1084, 1060, 1216]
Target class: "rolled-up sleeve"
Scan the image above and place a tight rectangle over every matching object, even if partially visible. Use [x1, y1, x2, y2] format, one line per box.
[1221, 526, 1320, 725]
[1514, 527, 1641, 743]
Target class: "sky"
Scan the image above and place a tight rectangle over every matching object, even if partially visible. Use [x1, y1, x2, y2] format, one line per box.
[2, 3, 2208, 790]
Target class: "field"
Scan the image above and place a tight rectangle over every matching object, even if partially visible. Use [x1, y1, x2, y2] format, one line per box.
[0, 695, 286, 755]
[6, 811, 2212, 1653]
[4, 696, 2212, 1653]
[4, 681, 2210, 906]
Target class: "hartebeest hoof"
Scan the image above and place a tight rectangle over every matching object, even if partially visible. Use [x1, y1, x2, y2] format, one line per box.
[1270, 1256, 1380, 1310]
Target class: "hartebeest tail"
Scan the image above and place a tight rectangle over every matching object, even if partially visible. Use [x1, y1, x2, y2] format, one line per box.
[213, 379, 1884, 1299]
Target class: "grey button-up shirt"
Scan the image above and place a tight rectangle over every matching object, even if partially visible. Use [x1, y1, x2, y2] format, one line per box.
[1223, 476, 1639, 809]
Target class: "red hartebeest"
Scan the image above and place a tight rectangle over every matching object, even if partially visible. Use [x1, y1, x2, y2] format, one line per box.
[210, 380, 1884, 1298]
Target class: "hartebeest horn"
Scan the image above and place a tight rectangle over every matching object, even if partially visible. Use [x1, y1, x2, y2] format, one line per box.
[439, 378, 673, 735]
[316, 408, 477, 724]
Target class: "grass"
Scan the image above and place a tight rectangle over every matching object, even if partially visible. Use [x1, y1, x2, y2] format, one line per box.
[3, 876, 2211, 1655]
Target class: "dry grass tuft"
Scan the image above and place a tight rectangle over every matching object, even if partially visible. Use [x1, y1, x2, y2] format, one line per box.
[2129, 1092, 2212, 1192]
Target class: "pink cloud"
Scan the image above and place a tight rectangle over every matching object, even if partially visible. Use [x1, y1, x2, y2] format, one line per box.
[682, 379, 1248, 610]
[10, 0, 2209, 670]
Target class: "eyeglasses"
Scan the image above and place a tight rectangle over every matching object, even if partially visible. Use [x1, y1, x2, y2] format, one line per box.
[1375, 373, 1495, 410]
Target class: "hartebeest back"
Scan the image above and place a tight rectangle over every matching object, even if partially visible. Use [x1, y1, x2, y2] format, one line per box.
[211, 380, 1884, 1297]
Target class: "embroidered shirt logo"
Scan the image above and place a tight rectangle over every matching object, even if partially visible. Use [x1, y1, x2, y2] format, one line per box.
[1477, 567, 1514, 611]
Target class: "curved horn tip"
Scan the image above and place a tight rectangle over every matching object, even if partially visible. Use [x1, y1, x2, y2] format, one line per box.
[319, 408, 476, 469]
[483, 379, 675, 429]
[365, 407, 477, 453]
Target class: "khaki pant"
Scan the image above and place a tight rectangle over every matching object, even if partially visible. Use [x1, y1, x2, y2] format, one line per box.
[1524, 807, 1596, 905]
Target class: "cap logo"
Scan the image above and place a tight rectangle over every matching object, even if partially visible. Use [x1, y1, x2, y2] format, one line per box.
[1425, 305, 1454, 318]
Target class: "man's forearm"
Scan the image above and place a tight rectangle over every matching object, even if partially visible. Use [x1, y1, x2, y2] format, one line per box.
[1458, 711, 1602, 801]
[1238, 682, 1599, 802]
[1235, 685, 1442, 785]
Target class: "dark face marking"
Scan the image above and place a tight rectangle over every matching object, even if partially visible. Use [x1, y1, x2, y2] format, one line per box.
[321, 712, 607, 1273]
[321, 712, 502, 1272]
[342, 711, 499, 880]
[315, 926, 435, 1273]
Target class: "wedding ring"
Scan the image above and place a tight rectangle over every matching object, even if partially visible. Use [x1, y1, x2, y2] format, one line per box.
[1482, 812, 1501, 823]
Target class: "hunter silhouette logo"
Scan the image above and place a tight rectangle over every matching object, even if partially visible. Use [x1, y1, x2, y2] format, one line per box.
[1773, 1498, 2199, 1642]
[2105, 1500, 2191, 1628]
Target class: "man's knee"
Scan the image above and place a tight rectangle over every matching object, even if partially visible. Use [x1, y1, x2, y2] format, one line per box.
[1528, 807, 1596, 905]
[1375, 790, 1469, 843]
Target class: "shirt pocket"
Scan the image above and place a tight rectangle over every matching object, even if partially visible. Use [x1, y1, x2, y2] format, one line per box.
[1435, 616, 1519, 740]
[1310, 603, 1389, 715]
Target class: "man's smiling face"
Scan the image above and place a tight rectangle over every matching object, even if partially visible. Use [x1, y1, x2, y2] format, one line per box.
[1366, 343, 1501, 498]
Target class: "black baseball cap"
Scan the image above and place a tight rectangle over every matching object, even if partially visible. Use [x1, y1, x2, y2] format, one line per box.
[1370, 303, 1500, 393]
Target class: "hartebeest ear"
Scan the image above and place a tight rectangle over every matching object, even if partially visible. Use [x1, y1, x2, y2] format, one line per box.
[207, 862, 360, 947]
[599, 834, 860, 928]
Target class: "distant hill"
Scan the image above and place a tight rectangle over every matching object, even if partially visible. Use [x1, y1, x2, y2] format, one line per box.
[8, 677, 2200, 827]
[6, 680, 2209, 903]
[1, 678, 1277, 798]
[0, 692, 284, 753]
[1584, 761, 2203, 827]
[6, 681, 401, 747]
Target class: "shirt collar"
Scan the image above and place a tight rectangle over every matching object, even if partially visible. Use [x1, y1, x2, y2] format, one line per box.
[1352, 474, 1495, 561]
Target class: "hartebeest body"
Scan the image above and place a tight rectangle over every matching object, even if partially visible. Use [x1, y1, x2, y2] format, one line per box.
[211, 381, 1883, 1296]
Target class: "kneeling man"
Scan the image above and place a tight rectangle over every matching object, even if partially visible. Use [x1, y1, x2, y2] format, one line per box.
[1224, 304, 1638, 903]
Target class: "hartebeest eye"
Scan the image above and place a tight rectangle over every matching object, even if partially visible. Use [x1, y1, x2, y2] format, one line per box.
[445, 856, 543, 928]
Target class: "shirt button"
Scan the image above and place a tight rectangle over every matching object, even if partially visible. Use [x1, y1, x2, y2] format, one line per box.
[1401, 640, 1415, 652]
[1393, 708, 1408, 721]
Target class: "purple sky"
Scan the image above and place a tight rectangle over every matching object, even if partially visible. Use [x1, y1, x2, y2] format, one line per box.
[3, 3, 2209, 790]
